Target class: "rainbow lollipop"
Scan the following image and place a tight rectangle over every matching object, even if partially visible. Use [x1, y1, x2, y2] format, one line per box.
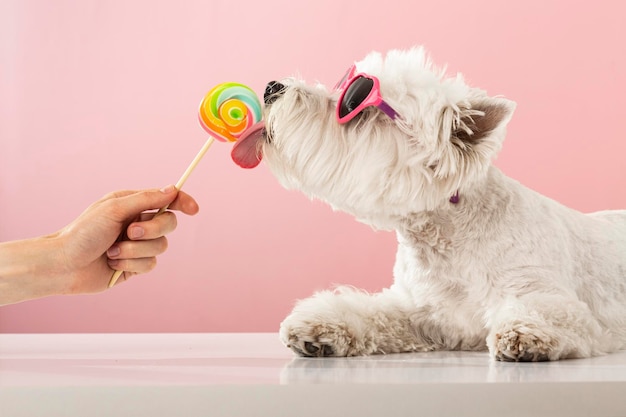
[108, 82, 263, 288]
[198, 82, 263, 142]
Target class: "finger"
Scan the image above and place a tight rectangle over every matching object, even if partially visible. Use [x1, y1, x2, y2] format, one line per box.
[134, 194, 198, 221]
[127, 211, 177, 241]
[103, 185, 179, 223]
[107, 236, 169, 260]
[108, 256, 158, 275]
[166, 190, 200, 215]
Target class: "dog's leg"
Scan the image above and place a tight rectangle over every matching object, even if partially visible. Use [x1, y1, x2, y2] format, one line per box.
[279, 287, 435, 357]
[486, 294, 606, 361]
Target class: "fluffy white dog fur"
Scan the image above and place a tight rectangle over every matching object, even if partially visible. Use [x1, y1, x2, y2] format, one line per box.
[257, 47, 626, 361]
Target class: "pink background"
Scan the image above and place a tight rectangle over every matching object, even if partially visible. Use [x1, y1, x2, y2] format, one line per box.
[1, 0, 625, 333]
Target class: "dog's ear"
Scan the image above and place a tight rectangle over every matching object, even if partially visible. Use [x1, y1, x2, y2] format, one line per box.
[432, 96, 515, 179]
[452, 97, 516, 146]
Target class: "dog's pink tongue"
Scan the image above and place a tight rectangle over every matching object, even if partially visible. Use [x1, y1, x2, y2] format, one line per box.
[231, 123, 265, 168]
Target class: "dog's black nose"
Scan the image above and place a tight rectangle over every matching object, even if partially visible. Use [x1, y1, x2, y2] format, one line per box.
[264, 81, 286, 105]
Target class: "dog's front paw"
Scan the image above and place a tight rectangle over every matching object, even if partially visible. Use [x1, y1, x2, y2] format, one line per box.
[280, 320, 353, 357]
[494, 328, 553, 362]
[279, 290, 375, 357]
[279, 287, 418, 357]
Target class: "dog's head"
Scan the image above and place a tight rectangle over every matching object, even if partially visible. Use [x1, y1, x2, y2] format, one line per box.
[233, 47, 515, 229]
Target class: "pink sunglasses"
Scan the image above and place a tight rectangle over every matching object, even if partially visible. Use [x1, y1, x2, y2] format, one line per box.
[334, 64, 400, 124]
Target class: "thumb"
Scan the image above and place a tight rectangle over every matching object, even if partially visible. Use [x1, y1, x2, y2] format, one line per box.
[109, 185, 179, 222]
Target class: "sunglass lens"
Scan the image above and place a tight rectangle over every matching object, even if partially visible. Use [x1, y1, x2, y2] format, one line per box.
[339, 76, 374, 118]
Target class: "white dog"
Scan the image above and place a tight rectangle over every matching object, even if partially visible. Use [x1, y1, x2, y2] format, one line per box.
[232, 46, 626, 361]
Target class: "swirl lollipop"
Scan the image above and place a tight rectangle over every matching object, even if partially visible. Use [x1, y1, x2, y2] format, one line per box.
[108, 82, 263, 288]
[198, 82, 263, 142]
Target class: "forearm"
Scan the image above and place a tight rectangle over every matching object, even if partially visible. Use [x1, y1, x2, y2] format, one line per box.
[0, 235, 67, 305]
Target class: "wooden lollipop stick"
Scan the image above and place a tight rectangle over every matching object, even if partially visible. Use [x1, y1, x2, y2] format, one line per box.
[107, 137, 215, 288]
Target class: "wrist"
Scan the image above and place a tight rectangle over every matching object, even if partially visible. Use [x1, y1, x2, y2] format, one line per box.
[0, 234, 68, 305]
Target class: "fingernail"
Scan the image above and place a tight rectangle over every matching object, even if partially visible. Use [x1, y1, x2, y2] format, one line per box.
[108, 258, 119, 267]
[129, 226, 145, 239]
[107, 245, 121, 258]
[160, 185, 176, 193]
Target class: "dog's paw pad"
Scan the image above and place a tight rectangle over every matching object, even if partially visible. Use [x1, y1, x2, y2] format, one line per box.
[288, 340, 336, 357]
[304, 341, 334, 357]
[495, 329, 552, 362]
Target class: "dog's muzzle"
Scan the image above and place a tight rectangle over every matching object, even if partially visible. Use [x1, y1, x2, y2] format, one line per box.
[264, 81, 286, 104]
[230, 82, 284, 169]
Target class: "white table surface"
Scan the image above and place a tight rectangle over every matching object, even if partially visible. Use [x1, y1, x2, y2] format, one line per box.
[1, 333, 625, 416]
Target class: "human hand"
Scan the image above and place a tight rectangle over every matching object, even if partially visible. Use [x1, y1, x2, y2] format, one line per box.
[52, 185, 199, 294]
